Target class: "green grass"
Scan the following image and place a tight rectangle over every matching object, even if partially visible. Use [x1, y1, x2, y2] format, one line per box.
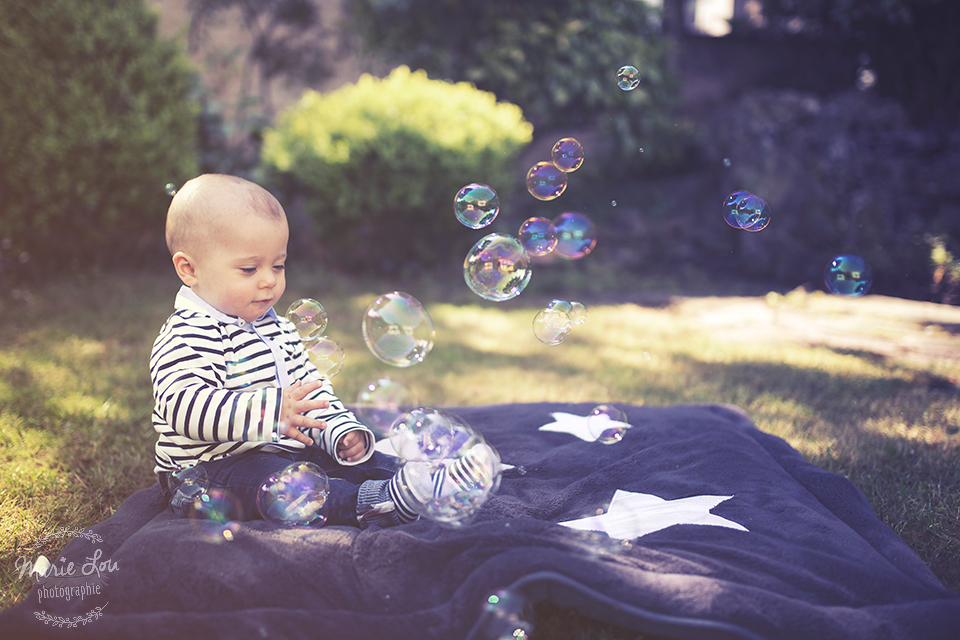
[2, 269, 959, 639]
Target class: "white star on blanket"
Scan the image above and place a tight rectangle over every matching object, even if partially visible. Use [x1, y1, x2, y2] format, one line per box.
[558, 490, 748, 539]
[539, 411, 632, 442]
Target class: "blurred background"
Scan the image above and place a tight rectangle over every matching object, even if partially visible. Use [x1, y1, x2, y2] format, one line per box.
[2, 0, 959, 303]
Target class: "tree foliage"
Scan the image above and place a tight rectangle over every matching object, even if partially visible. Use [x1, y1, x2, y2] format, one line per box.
[260, 66, 533, 272]
[343, 0, 697, 174]
[0, 0, 199, 280]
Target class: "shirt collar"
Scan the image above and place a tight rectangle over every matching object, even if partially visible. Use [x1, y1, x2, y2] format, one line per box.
[174, 285, 278, 328]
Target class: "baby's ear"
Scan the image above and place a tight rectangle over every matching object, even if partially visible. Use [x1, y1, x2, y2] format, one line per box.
[172, 252, 198, 286]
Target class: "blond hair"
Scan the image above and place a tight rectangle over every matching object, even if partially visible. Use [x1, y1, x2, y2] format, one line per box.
[165, 174, 285, 256]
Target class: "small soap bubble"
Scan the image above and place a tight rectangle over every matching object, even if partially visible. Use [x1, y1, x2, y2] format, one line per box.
[588, 404, 631, 444]
[170, 465, 209, 505]
[723, 191, 771, 232]
[518, 217, 558, 257]
[617, 65, 641, 91]
[165, 182, 178, 197]
[856, 66, 877, 91]
[356, 376, 417, 438]
[286, 298, 328, 340]
[526, 161, 567, 201]
[463, 234, 532, 302]
[482, 589, 536, 640]
[517, 466, 527, 476]
[552, 212, 597, 259]
[304, 336, 345, 378]
[454, 183, 500, 229]
[257, 461, 330, 527]
[722, 158, 732, 168]
[611, 200, 617, 207]
[568, 301, 587, 325]
[824, 254, 873, 297]
[533, 307, 573, 346]
[362, 292, 435, 367]
[189, 488, 244, 542]
[551, 138, 584, 172]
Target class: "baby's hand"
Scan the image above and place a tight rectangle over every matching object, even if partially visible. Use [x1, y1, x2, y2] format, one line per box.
[279, 380, 329, 446]
[337, 430, 368, 463]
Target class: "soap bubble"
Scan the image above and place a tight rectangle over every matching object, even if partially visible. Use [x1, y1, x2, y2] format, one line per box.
[518, 217, 558, 257]
[286, 298, 328, 340]
[482, 589, 536, 640]
[257, 461, 330, 527]
[545, 299, 573, 314]
[454, 183, 500, 229]
[533, 307, 573, 346]
[824, 254, 873, 297]
[568, 301, 587, 325]
[588, 404, 631, 444]
[722, 158, 732, 168]
[552, 212, 597, 259]
[305, 336, 345, 378]
[551, 138, 584, 172]
[617, 65, 640, 91]
[464, 234, 532, 302]
[526, 161, 567, 201]
[392, 412, 502, 525]
[362, 292, 435, 367]
[388, 407, 480, 463]
[164, 182, 178, 197]
[189, 487, 244, 542]
[723, 191, 770, 232]
[356, 376, 417, 438]
[170, 465, 209, 505]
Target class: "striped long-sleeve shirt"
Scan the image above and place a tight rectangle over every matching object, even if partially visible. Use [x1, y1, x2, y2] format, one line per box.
[151, 286, 373, 474]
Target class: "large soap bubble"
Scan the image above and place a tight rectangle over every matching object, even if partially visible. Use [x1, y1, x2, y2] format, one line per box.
[552, 212, 597, 260]
[518, 217, 558, 257]
[532, 307, 573, 346]
[189, 487, 244, 542]
[526, 161, 567, 201]
[388, 407, 480, 463]
[824, 255, 873, 297]
[722, 191, 771, 232]
[454, 183, 500, 229]
[362, 292, 435, 367]
[355, 376, 417, 438]
[257, 461, 330, 527]
[463, 234, 532, 302]
[588, 404, 631, 444]
[286, 298, 328, 341]
[305, 336, 345, 378]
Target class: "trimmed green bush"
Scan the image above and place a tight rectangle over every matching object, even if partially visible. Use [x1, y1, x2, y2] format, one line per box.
[0, 0, 198, 280]
[260, 66, 533, 271]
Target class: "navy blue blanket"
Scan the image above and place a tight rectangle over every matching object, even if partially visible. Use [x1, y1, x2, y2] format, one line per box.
[3, 403, 958, 639]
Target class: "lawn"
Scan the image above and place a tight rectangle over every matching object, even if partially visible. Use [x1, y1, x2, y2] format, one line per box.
[2, 268, 959, 638]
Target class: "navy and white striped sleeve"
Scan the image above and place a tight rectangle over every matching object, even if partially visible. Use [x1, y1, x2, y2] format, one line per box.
[151, 314, 283, 444]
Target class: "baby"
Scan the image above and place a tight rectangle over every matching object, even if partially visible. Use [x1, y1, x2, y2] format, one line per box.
[151, 174, 447, 528]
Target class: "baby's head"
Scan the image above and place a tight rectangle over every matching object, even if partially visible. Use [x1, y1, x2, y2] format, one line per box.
[166, 174, 289, 322]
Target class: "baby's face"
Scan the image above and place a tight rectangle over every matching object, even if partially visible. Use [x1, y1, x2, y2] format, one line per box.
[189, 213, 288, 322]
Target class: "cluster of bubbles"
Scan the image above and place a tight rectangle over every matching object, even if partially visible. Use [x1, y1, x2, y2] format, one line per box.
[722, 191, 771, 233]
[257, 461, 331, 527]
[361, 291, 436, 367]
[286, 298, 345, 378]
[533, 299, 587, 346]
[525, 137, 583, 202]
[479, 589, 536, 640]
[588, 404, 631, 444]
[388, 407, 502, 525]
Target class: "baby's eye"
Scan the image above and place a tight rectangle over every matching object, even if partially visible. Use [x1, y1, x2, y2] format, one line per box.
[273, 264, 285, 272]
[240, 267, 257, 274]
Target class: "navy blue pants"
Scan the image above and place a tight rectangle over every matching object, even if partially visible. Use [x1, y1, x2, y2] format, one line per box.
[159, 448, 400, 528]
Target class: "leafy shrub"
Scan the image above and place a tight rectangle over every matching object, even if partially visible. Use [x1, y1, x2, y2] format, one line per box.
[343, 0, 698, 176]
[0, 0, 198, 282]
[260, 66, 533, 271]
